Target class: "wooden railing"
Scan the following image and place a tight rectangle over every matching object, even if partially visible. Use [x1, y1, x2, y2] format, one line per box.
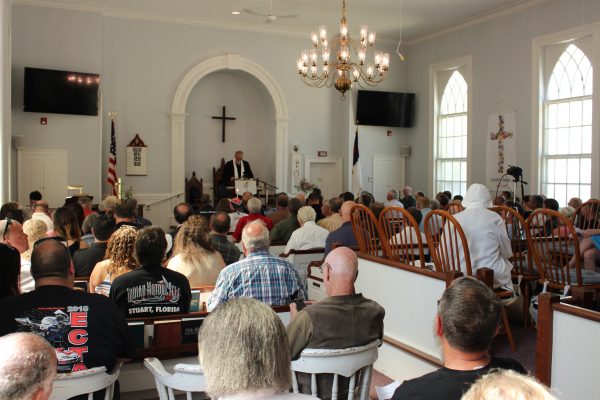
[143, 192, 184, 231]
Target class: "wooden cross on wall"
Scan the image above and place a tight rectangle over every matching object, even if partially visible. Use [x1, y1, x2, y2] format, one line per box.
[212, 106, 236, 143]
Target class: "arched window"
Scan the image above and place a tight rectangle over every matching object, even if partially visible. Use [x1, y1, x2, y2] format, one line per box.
[436, 70, 468, 196]
[543, 44, 593, 206]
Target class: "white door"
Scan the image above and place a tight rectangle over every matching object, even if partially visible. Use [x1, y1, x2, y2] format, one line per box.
[373, 155, 405, 202]
[305, 157, 342, 200]
[18, 148, 68, 208]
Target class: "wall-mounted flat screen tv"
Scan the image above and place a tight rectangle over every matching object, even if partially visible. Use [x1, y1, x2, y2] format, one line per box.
[24, 67, 100, 116]
[356, 90, 415, 128]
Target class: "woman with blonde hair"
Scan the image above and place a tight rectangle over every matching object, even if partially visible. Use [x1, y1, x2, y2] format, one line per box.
[167, 215, 225, 286]
[21, 219, 48, 261]
[53, 206, 88, 257]
[89, 225, 138, 295]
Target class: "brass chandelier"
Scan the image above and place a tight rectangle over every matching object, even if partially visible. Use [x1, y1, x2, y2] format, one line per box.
[296, 0, 390, 99]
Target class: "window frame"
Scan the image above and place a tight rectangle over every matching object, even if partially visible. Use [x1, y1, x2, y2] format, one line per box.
[532, 24, 600, 201]
[429, 56, 472, 196]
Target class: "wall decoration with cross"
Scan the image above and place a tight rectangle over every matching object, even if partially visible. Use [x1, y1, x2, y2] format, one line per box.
[489, 115, 514, 174]
[212, 106, 236, 143]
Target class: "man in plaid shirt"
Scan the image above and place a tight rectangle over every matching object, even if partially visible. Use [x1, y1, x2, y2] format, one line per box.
[208, 220, 307, 311]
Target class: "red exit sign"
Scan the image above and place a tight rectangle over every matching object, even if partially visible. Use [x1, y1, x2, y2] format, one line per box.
[318, 151, 327, 157]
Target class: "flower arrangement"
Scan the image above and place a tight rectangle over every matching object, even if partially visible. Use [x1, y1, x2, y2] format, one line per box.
[296, 178, 317, 194]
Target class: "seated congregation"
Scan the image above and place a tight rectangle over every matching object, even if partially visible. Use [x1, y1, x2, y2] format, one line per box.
[1, 183, 598, 399]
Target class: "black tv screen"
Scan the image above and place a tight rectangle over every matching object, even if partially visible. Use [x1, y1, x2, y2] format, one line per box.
[356, 90, 415, 128]
[24, 67, 100, 116]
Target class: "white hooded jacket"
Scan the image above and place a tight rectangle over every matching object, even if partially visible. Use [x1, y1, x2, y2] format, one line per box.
[453, 183, 513, 290]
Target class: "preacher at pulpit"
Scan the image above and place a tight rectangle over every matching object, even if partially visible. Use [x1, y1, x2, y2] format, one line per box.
[222, 150, 254, 184]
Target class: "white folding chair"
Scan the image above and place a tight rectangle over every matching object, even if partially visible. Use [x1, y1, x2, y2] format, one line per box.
[144, 357, 207, 400]
[49, 362, 122, 400]
[291, 340, 380, 400]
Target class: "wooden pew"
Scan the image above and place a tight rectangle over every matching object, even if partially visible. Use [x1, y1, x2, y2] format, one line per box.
[120, 305, 291, 396]
[354, 253, 459, 383]
[535, 292, 600, 398]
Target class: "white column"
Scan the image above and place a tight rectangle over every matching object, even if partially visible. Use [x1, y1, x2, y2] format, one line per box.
[0, 0, 10, 203]
[170, 113, 187, 195]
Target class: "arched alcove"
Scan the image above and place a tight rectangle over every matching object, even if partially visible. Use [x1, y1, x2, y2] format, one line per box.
[170, 54, 288, 195]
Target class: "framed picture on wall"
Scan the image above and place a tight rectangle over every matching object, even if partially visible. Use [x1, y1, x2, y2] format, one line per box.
[126, 134, 148, 176]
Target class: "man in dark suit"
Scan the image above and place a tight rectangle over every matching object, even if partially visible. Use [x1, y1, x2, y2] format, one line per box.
[73, 214, 115, 277]
[222, 150, 254, 184]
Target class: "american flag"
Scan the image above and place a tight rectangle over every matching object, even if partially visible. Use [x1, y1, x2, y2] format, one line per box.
[107, 118, 117, 195]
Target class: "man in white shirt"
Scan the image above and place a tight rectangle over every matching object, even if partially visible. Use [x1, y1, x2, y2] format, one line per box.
[384, 189, 404, 208]
[31, 201, 54, 232]
[453, 183, 513, 290]
[285, 206, 329, 253]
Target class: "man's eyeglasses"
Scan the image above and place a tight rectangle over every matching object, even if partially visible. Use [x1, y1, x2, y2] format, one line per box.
[319, 263, 331, 273]
[2, 218, 12, 240]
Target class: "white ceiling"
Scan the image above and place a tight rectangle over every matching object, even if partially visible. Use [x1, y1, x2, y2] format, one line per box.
[17, 0, 543, 43]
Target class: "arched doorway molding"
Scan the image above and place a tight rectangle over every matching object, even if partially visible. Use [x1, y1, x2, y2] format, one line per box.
[170, 54, 288, 195]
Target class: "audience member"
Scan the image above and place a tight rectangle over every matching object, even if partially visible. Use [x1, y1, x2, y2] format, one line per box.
[125, 198, 152, 227]
[295, 193, 306, 206]
[53, 206, 88, 257]
[240, 191, 253, 213]
[391, 277, 525, 400]
[493, 195, 506, 206]
[31, 201, 54, 232]
[0, 202, 21, 221]
[569, 229, 600, 272]
[543, 198, 559, 212]
[358, 191, 374, 208]
[391, 207, 426, 245]
[287, 247, 384, 399]
[171, 202, 194, 239]
[0, 244, 20, 300]
[416, 191, 425, 199]
[168, 215, 225, 286]
[370, 201, 385, 219]
[99, 195, 119, 215]
[452, 195, 463, 204]
[89, 225, 138, 295]
[113, 202, 139, 229]
[307, 192, 325, 222]
[385, 189, 404, 208]
[0, 332, 56, 400]
[443, 190, 453, 200]
[74, 214, 116, 278]
[462, 369, 557, 400]
[401, 186, 416, 208]
[0, 239, 135, 374]
[65, 201, 85, 230]
[416, 196, 432, 232]
[318, 197, 343, 232]
[208, 221, 306, 311]
[209, 212, 241, 265]
[270, 197, 302, 243]
[78, 196, 95, 218]
[267, 193, 290, 226]
[0, 218, 32, 292]
[568, 197, 583, 210]
[199, 297, 312, 400]
[340, 191, 355, 202]
[438, 194, 450, 210]
[453, 184, 513, 290]
[81, 212, 100, 246]
[324, 201, 358, 256]
[22, 219, 48, 262]
[109, 226, 191, 317]
[501, 190, 513, 202]
[29, 190, 43, 206]
[284, 206, 329, 253]
[232, 198, 273, 242]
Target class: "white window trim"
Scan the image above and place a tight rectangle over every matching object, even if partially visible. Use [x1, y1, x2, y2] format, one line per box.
[429, 55, 472, 195]
[531, 23, 600, 199]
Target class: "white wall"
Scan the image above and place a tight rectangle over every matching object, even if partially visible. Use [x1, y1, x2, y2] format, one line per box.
[10, 4, 407, 203]
[405, 0, 600, 197]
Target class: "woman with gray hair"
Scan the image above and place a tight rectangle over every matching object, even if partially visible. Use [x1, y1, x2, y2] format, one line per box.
[198, 297, 312, 400]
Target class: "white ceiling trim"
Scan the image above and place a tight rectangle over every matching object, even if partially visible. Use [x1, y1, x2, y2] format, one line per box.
[12, 0, 399, 45]
[405, 0, 552, 45]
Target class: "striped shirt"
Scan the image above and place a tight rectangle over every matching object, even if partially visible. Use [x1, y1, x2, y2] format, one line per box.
[208, 250, 307, 311]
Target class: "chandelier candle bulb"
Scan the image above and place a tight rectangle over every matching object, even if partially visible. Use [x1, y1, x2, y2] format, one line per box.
[368, 32, 376, 45]
[360, 25, 368, 40]
[319, 26, 327, 40]
[311, 32, 318, 46]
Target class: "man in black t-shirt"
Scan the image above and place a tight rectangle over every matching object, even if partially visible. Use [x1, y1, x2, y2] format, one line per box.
[73, 214, 116, 277]
[392, 277, 526, 400]
[110, 226, 191, 318]
[0, 239, 135, 375]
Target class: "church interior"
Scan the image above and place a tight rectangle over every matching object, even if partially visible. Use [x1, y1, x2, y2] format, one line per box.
[0, 0, 599, 399]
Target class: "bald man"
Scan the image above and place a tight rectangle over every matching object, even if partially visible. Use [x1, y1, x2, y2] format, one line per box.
[0, 332, 56, 400]
[286, 247, 384, 399]
[324, 200, 358, 255]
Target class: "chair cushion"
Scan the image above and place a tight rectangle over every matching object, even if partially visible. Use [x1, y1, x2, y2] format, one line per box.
[570, 269, 600, 285]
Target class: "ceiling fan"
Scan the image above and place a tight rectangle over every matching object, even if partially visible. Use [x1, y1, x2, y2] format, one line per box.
[243, 0, 299, 24]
